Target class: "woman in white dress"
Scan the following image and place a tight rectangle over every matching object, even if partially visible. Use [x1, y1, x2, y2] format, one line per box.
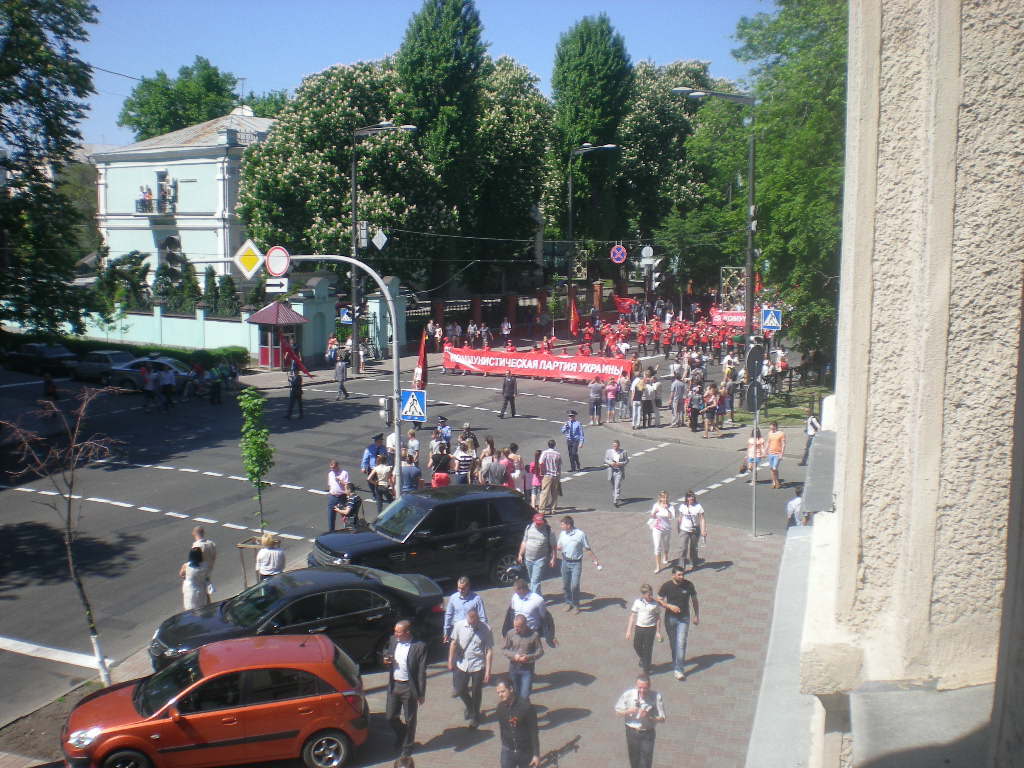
[180, 547, 208, 610]
[648, 491, 675, 573]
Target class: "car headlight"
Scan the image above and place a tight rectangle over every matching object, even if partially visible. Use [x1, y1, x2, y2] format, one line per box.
[68, 727, 102, 748]
[332, 554, 351, 565]
[163, 646, 189, 658]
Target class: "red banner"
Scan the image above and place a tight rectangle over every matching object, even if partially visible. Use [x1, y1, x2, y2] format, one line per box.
[443, 347, 631, 383]
[612, 295, 637, 314]
[710, 309, 747, 327]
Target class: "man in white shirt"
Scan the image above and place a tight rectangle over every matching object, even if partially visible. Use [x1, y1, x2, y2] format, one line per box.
[556, 516, 601, 612]
[615, 674, 666, 768]
[447, 609, 493, 728]
[326, 460, 349, 532]
[787, 486, 806, 527]
[800, 408, 822, 466]
[510, 579, 547, 634]
[191, 526, 216, 578]
[384, 620, 428, 760]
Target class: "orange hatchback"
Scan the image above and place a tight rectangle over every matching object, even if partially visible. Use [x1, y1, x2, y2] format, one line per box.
[62, 635, 368, 768]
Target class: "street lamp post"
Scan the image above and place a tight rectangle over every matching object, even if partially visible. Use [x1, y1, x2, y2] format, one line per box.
[671, 87, 756, 342]
[567, 143, 619, 312]
[350, 121, 416, 374]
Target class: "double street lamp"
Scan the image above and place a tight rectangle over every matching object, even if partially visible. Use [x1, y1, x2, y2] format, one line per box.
[350, 121, 417, 373]
[672, 86, 756, 342]
[567, 142, 619, 288]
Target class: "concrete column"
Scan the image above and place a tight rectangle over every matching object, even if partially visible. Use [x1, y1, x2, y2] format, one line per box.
[152, 300, 164, 346]
[432, 299, 445, 325]
[470, 296, 482, 324]
[195, 303, 207, 349]
[592, 281, 603, 312]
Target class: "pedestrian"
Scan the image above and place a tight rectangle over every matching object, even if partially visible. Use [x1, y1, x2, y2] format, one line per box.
[656, 566, 700, 681]
[702, 383, 719, 438]
[787, 486, 805, 527]
[605, 377, 619, 423]
[159, 366, 176, 411]
[604, 439, 629, 508]
[191, 526, 217, 581]
[625, 587, 663, 674]
[614, 674, 666, 768]
[648, 492, 675, 573]
[141, 364, 157, 411]
[326, 460, 349, 532]
[429, 442, 451, 487]
[397, 452, 423, 493]
[677, 490, 706, 571]
[179, 547, 208, 610]
[448, 608, 493, 728]
[483, 446, 510, 485]
[452, 440, 476, 485]
[384, 620, 428, 761]
[669, 373, 687, 427]
[369, 454, 395, 509]
[587, 377, 604, 425]
[285, 370, 303, 418]
[495, 678, 541, 768]
[556, 516, 601, 612]
[500, 370, 518, 418]
[743, 428, 767, 481]
[560, 410, 585, 472]
[478, 436, 498, 483]
[506, 443, 524, 491]
[460, 422, 480, 452]
[338, 482, 363, 529]
[361, 433, 387, 479]
[333, 355, 349, 400]
[537, 440, 562, 515]
[508, 578, 548, 638]
[443, 576, 488, 644]
[501, 317, 512, 347]
[767, 421, 787, 488]
[405, 429, 420, 466]
[630, 375, 645, 430]
[502, 613, 544, 700]
[254, 533, 285, 581]
[437, 415, 452, 447]
[799, 408, 821, 466]
[518, 513, 557, 597]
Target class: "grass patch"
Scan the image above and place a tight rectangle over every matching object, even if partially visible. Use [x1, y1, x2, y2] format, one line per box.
[730, 383, 833, 428]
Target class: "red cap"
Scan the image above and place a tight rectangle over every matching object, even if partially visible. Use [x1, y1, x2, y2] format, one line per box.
[532, 513, 546, 525]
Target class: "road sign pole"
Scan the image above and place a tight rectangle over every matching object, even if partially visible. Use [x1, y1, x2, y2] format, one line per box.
[752, 403, 759, 538]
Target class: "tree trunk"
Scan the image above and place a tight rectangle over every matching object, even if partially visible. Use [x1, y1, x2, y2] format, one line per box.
[64, 519, 111, 686]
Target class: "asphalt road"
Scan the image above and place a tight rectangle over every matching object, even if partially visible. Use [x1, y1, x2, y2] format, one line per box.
[0, 360, 803, 729]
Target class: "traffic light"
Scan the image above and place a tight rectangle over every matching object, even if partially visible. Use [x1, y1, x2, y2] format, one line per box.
[651, 257, 669, 293]
[378, 396, 394, 426]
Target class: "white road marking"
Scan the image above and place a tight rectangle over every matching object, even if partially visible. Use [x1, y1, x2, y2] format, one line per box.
[723, 476, 736, 484]
[695, 489, 708, 496]
[307, 489, 328, 495]
[229, 475, 247, 481]
[154, 465, 175, 470]
[138, 506, 161, 513]
[202, 471, 224, 477]
[178, 468, 199, 473]
[658, 442, 671, 448]
[14, 487, 34, 493]
[36, 489, 59, 496]
[708, 483, 722, 489]
[573, 471, 587, 477]
[279, 533, 305, 540]
[222, 523, 247, 530]
[165, 511, 189, 519]
[0, 635, 111, 669]
[279, 483, 303, 490]
[193, 517, 218, 524]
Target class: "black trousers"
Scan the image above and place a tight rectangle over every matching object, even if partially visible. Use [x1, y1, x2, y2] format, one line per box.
[453, 667, 484, 720]
[500, 396, 516, 417]
[633, 626, 656, 672]
[286, 394, 303, 418]
[625, 726, 656, 768]
[567, 439, 581, 471]
[386, 681, 418, 757]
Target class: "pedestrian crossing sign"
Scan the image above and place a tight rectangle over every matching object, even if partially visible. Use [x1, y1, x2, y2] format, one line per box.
[399, 389, 428, 422]
[761, 308, 783, 331]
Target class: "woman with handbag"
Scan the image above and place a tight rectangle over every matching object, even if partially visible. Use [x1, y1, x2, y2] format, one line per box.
[648, 491, 675, 573]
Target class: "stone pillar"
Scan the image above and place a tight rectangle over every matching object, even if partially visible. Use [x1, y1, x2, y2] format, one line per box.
[592, 281, 603, 313]
[432, 299, 445, 325]
[470, 296, 482, 324]
[195, 302, 207, 350]
[152, 299, 165, 346]
[800, 1, 1024, 765]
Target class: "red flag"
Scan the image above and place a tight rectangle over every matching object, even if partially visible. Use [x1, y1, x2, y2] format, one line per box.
[569, 295, 580, 337]
[612, 295, 637, 314]
[280, 336, 312, 377]
[755, 272, 763, 295]
[414, 329, 428, 389]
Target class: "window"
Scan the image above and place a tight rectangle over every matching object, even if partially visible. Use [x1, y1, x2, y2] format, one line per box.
[177, 672, 242, 713]
[456, 502, 494, 531]
[491, 497, 532, 525]
[420, 505, 457, 537]
[325, 589, 385, 618]
[273, 594, 326, 627]
[244, 668, 319, 704]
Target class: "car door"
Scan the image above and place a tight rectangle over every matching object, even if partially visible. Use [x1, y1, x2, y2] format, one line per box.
[411, 503, 459, 577]
[163, 672, 246, 768]
[451, 500, 500, 574]
[239, 668, 325, 762]
[264, 593, 328, 636]
[323, 589, 394, 663]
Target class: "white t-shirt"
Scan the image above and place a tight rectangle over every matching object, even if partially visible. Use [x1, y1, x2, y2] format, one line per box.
[631, 597, 661, 628]
[393, 640, 412, 681]
[678, 503, 704, 533]
[787, 496, 804, 522]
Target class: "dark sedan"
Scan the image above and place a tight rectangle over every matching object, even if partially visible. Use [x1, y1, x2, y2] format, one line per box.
[2, 343, 78, 375]
[308, 485, 533, 585]
[149, 566, 443, 671]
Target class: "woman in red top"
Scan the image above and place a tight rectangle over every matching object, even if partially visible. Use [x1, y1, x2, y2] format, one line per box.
[637, 326, 649, 355]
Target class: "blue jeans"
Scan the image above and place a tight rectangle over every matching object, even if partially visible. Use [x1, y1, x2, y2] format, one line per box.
[525, 557, 546, 596]
[561, 558, 582, 607]
[665, 614, 691, 675]
[509, 666, 534, 700]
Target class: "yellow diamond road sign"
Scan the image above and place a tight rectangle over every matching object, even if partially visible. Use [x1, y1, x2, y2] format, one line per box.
[233, 239, 264, 280]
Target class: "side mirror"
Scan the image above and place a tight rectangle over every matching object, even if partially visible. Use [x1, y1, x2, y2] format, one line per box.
[168, 706, 182, 723]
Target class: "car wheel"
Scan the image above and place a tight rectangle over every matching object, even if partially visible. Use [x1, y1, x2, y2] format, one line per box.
[102, 750, 152, 768]
[490, 552, 519, 586]
[301, 729, 351, 768]
[118, 378, 138, 392]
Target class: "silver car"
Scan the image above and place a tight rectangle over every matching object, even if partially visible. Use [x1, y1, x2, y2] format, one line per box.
[107, 356, 191, 392]
[68, 350, 137, 382]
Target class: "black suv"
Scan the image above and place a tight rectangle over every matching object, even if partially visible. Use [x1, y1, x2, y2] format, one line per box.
[308, 486, 532, 585]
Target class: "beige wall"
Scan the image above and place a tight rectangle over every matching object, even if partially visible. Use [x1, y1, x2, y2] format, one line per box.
[803, 0, 1024, 715]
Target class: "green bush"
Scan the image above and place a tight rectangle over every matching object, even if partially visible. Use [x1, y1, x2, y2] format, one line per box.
[0, 331, 250, 368]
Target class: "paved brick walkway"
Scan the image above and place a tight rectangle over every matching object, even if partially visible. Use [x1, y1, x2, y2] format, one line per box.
[353, 507, 785, 768]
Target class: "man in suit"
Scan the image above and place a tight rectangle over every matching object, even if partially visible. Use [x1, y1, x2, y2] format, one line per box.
[604, 439, 629, 507]
[384, 620, 428, 760]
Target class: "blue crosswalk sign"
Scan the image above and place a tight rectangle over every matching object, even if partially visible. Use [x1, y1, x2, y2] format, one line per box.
[761, 308, 783, 331]
[399, 389, 428, 422]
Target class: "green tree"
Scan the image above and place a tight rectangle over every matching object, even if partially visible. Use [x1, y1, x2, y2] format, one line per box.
[118, 56, 238, 141]
[244, 89, 289, 118]
[217, 274, 240, 316]
[202, 266, 220, 313]
[550, 14, 633, 247]
[0, 0, 98, 334]
[173, 261, 201, 314]
[733, 0, 847, 355]
[93, 250, 151, 314]
[238, 387, 274, 532]
[57, 161, 102, 260]
[151, 262, 174, 304]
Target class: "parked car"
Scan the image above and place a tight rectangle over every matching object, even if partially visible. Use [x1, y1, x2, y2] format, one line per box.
[149, 566, 444, 672]
[308, 486, 532, 585]
[2, 342, 78, 375]
[68, 350, 137, 382]
[63, 634, 367, 768]
[107, 356, 190, 392]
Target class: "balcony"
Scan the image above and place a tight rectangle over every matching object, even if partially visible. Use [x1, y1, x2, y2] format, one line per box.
[135, 198, 176, 215]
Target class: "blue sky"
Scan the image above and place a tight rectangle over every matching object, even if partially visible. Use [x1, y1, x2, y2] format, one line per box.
[79, 0, 774, 146]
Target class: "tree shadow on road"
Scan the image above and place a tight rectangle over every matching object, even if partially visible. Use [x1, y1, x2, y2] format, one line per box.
[0, 521, 141, 599]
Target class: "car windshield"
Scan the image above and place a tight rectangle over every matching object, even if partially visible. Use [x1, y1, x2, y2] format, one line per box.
[371, 496, 431, 542]
[223, 581, 284, 627]
[134, 651, 202, 717]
